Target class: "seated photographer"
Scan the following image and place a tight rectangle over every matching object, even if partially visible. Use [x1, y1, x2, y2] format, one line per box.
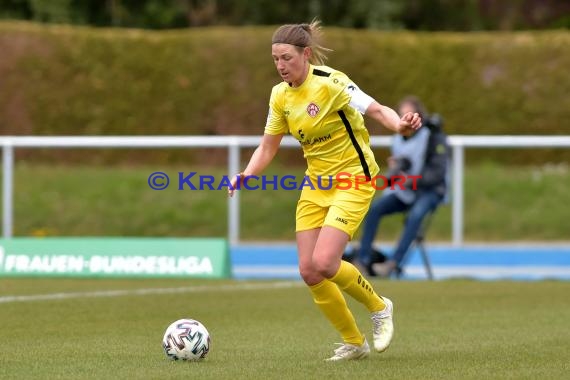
[351, 96, 449, 277]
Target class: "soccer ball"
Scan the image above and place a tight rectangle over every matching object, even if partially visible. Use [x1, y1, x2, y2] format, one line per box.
[162, 319, 211, 361]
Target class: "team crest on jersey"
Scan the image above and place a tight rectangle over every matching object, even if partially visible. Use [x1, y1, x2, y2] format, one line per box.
[306, 102, 320, 117]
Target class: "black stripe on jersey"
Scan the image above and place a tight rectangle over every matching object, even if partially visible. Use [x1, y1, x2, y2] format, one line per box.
[313, 68, 331, 77]
[337, 110, 371, 180]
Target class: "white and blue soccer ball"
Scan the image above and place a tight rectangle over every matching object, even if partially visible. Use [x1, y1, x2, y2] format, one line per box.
[162, 319, 211, 361]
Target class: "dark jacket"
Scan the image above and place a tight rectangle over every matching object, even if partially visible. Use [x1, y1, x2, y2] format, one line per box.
[415, 115, 449, 197]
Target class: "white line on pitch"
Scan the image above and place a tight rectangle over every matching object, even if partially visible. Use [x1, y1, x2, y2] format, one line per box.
[0, 281, 304, 304]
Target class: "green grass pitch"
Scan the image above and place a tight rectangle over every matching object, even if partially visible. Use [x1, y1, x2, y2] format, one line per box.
[0, 278, 568, 379]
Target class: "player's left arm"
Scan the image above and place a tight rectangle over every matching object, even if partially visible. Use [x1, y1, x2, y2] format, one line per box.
[365, 101, 421, 135]
[338, 79, 421, 134]
[329, 72, 421, 134]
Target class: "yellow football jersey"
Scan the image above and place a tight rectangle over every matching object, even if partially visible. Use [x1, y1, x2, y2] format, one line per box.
[265, 65, 380, 180]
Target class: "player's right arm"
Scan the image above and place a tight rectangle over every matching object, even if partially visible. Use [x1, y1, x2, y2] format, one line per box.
[228, 133, 283, 197]
[228, 86, 287, 197]
[244, 133, 283, 177]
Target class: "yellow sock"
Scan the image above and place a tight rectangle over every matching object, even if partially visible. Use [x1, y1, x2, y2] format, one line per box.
[329, 260, 386, 312]
[309, 279, 364, 345]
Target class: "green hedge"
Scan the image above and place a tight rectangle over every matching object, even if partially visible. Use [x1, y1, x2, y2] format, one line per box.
[1, 22, 569, 164]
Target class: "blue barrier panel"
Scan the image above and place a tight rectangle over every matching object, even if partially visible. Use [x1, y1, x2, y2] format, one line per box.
[231, 244, 570, 280]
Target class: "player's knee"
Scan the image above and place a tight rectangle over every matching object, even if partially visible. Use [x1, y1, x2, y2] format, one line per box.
[299, 263, 321, 285]
[312, 255, 336, 278]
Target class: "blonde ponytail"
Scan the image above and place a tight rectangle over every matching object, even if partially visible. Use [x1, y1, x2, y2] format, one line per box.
[271, 18, 332, 65]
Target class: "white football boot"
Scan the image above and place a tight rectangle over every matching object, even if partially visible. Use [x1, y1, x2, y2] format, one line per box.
[371, 297, 394, 352]
[325, 339, 370, 362]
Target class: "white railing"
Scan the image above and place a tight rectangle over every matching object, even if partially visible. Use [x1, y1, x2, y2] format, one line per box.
[2, 135, 569, 246]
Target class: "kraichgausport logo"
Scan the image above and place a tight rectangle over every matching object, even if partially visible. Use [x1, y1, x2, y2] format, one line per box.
[147, 172, 422, 191]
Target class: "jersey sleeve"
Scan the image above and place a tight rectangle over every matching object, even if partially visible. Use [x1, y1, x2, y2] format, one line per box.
[329, 71, 376, 114]
[264, 86, 288, 135]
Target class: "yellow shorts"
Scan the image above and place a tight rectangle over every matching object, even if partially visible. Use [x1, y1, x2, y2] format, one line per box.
[295, 177, 376, 239]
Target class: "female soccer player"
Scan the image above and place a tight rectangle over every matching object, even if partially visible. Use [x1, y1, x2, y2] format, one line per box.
[228, 20, 421, 361]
